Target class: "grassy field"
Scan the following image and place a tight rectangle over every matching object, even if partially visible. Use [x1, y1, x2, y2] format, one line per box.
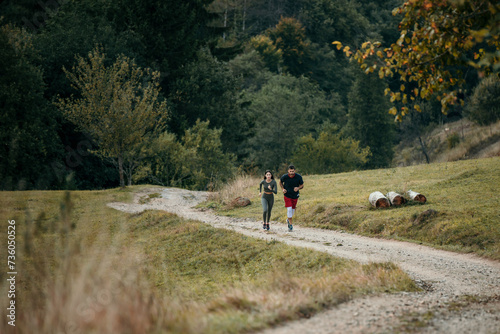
[0, 187, 416, 333]
[210, 157, 500, 260]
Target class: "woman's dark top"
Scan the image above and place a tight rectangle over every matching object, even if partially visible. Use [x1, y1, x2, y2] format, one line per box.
[259, 179, 278, 194]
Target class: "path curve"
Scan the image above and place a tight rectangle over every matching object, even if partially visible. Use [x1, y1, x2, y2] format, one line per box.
[107, 187, 500, 334]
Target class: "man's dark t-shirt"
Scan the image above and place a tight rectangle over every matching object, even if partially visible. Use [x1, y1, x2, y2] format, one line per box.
[280, 173, 304, 199]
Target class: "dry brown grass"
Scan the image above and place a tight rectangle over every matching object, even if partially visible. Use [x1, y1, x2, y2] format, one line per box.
[208, 174, 261, 208]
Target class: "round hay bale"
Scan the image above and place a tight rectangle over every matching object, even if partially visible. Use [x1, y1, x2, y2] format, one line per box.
[386, 191, 407, 206]
[369, 191, 390, 208]
[407, 190, 427, 203]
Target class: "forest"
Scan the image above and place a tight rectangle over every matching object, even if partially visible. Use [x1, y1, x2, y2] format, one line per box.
[1, 0, 499, 190]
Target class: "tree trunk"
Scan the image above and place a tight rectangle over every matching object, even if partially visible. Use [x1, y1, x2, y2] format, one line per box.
[118, 154, 125, 188]
[223, 3, 227, 40]
[242, 0, 246, 31]
[418, 135, 430, 164]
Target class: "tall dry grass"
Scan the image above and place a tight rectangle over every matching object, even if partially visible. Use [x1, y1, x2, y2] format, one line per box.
[208, 174, 261, 208]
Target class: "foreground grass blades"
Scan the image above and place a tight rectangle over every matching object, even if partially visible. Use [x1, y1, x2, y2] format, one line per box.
[0, 188, 416, 333]
[213, 157, 500, 260]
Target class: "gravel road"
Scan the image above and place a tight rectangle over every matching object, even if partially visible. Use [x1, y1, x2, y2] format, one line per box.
[107, 187, 500, 334]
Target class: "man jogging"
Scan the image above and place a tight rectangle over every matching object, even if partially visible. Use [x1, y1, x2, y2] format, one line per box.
[279, 165, 304, 231]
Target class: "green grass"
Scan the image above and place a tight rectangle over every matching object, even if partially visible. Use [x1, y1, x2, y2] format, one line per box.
[0, 187, 417, 333]
[211, 157, 500, 260]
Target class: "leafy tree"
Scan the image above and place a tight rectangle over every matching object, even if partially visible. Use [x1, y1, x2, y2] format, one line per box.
[465, 74, 500, 125]
[168, 48, 246, 154]
[268, 17, 312, 76]
[0, 24, 62, 190]
[299, 0, 371, 45]
[57, 47, 167, 187]
[135, 121, 236, 190]
[246, 74, 339, 170]
[346, 68, 396, 168]
[292, 125, 370, 174]
[227, 49, 273, 91]
[336, 0, 500, 119]
[182, 120, 236, 190]
[249, 35, 283, 72]
[133, 132, 188, 187]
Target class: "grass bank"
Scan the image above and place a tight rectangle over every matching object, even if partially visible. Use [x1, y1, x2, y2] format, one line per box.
[0, 187, 416, 333]
[211, 157, 500, 260]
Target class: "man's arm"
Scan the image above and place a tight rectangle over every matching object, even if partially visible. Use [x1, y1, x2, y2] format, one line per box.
[293, 183, 304, 192]
[279, 178, 287, 193]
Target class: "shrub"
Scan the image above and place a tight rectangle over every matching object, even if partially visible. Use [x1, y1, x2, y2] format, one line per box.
[291, 126, 370, 174]
[447, 132, 461, 149]
[465, 74, 500, 126]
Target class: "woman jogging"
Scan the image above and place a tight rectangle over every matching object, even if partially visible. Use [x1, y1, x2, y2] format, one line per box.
[259, 170, 277, 231]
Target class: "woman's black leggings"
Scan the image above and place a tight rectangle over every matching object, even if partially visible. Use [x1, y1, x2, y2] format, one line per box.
[261, 193, 274, 223]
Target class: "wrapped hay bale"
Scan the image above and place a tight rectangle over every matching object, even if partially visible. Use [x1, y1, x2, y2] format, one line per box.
[386, 191, 406, 206]
[406, 190, 427, 203]
[369, 191, 390, 208]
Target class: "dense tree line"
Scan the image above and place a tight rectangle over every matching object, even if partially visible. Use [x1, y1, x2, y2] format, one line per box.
[0, 0, 496, 190]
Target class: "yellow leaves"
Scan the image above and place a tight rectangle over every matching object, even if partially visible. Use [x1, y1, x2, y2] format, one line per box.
[420, 88, 428, 99]
[414, 104, 422, 112]
[400, 84, 405, 91]
[361, 41, 370, 49]
[332, 41, 343, 50]
[471, 29, 490, 43]
[376, 50, 384, 58]
[389, 107, 397, 115]
[384, 88, 391, 96]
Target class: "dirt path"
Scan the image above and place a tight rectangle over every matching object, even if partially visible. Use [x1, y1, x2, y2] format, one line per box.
[107, 187, 500, 334]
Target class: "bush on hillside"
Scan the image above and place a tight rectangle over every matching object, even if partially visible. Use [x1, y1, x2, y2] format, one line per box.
[465, 74, 500, 126]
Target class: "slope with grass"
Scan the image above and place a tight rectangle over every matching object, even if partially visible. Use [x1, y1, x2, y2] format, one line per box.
[0, 188, 415, 334]
[394, 119, 500, 166]
[215, 157, 500, 260]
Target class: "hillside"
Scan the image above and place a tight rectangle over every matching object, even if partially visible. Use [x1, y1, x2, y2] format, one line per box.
[210, 156, 500, 260]
[393, 119, 500, 166]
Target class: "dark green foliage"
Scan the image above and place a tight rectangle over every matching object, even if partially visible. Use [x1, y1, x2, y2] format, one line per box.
[346, 68, 396, 169]
[465, 74, 500, 126]
[245, 74, 341, 170]
[168, 48, 246, 155]
[299, 0, 371, 45]
[4, 0, 487, 190]
[292, 125, 370, 174]
[138, 121, 236, 190]
[182, 120, 236, 190]
[0, 25, 62, 190]
[110, 0, 222, 88]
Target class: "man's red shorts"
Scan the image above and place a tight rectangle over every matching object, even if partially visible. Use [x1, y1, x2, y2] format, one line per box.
[284, 196, 298, 209]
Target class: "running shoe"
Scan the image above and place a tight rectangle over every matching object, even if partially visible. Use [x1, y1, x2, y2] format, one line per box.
[263, 223, 266, 230]
[266, 224, 270, 231]
[287, 219, 293, 231]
